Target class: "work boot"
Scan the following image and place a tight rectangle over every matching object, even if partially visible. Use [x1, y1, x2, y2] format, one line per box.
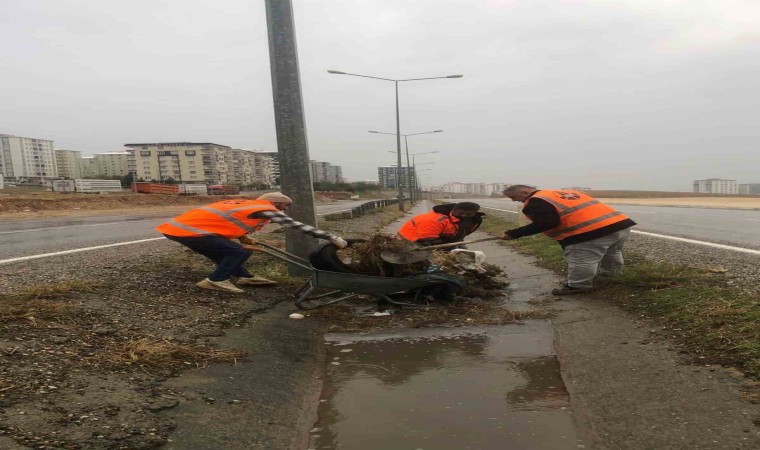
[196, 278, 244, 294]
[237, 276, 278, 287]
[551, 283, 593, 296]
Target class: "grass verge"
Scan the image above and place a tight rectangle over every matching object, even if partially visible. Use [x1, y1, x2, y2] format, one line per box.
[481, 212, 760, 379]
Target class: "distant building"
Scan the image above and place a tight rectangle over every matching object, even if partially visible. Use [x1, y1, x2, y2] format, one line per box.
[55, 149, 83, 179]
[0, 134, 57, 181]
[79, 152, 130, 178]
[437, 182, 496, 195]
[223, 149, 275, 188]
[125, 142, 231, 184]
[562, 186, 592, 191]
[310, 161, 344, 183]
[739, 183, 760, 195]
[693, 178, 738, 194]
[256, 151, 281, 186]
[378, 166, 417, 190]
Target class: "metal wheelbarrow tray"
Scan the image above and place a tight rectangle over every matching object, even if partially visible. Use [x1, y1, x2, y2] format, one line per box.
[254, 242, 450, 310]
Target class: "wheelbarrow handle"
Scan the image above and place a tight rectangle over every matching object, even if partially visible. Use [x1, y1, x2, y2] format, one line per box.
[410, 236, 500, 251]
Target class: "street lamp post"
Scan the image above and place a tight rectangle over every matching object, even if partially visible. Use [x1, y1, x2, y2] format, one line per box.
[372, 129, 442, 203]
[328, 70, 462, 211]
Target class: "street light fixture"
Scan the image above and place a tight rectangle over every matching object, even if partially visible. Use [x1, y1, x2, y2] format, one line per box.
[373, 130, 443, 203]
[328, 69, 462, 210]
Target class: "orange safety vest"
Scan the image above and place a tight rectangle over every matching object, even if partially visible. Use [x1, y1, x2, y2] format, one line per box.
[398, 210, 462, 242]
[155, 199, 278, 239]
[528, 190, 629, 241]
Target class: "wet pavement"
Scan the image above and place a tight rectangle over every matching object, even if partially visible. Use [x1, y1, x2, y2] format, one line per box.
[310, 324, 584, 449]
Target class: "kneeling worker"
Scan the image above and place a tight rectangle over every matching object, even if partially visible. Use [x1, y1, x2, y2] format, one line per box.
[156, 192, 347, 294]
[398, 202, 484, 247]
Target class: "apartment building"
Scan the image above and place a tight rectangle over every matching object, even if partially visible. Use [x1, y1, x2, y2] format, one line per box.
[256, 151, 280, 185]
[310, 161, 344, 183]
[253, 152, 276, 188]
[0, 134, 58, 181]
[693, 178, 738, 194]
[125, 142, 230, 184]
[55, 149, 83, 179]
[79, 152, 130, 178]
[378, 166, 417, 190]
[739, 183, 760, 195]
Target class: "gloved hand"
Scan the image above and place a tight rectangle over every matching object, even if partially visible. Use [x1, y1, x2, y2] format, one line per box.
[239, 235, 256, 245]
[330, 237, 348, 248]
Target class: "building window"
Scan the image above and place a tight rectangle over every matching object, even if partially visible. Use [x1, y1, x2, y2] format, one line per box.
[185, 150, 196, 156]
[140, 151, 151, 156]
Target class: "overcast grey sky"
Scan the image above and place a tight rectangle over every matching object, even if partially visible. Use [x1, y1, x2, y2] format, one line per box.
[2, 0, 759, 190]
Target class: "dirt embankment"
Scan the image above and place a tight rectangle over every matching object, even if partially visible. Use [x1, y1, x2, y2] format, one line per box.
[0, 191, 340, 219]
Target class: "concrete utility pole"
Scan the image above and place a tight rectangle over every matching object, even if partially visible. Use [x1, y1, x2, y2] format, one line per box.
[265, 0, 317, 271]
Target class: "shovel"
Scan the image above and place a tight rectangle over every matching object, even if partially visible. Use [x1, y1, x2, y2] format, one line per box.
[380, 236, 501, 265]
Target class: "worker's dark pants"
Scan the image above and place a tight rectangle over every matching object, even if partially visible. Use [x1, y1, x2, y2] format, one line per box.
[164, 235, 253, 281]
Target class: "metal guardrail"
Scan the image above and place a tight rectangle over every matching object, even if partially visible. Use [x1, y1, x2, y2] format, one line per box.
[321, 199, 400, 220]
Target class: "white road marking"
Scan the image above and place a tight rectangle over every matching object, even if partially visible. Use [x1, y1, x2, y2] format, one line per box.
[0, 219, 162, 235]
[480, 206, 519, 214]
[0, 237, 166, 265]
[631, 231, 760, 256]
[745, 219, 760, 222]
[616, 210, 656, 214]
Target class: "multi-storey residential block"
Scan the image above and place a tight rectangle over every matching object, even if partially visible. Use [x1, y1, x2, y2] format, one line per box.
[79, 152, 130, 179]
[256, 151, 280, 185]
[739, 183, 760, 195]
[378, 166, 416, 190]
[0, 134, 58, 181]
[253, 152, 276, 188]
[55, 149, 83, 179]
[311, 161, 344, 183]
[693, 178, 738, 194]
[125, 142, 231, 184]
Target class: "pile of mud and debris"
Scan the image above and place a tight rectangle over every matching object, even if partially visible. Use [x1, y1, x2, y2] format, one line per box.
[337, 235, 509, 299]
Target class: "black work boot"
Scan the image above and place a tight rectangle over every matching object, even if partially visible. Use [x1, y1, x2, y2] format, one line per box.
[551, 283, 593, 296]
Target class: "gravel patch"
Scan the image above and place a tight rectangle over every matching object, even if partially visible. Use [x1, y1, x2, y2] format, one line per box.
[0, 208, 399, 450]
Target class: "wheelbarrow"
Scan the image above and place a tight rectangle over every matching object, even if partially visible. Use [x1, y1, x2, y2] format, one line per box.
[253, 242, 463, 310]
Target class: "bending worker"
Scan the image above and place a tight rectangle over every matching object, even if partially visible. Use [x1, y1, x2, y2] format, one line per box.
[156, 192, 348, 294]
[398, 202, 484, 247]
[501, 185, 636, 295]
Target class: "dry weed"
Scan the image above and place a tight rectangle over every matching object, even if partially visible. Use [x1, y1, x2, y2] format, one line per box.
[100, 338, 246, 369]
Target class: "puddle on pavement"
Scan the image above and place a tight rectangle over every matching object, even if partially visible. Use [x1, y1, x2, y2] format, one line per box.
[311, 323, 582, 449]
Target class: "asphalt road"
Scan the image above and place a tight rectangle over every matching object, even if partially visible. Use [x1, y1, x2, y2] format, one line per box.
[0, 200, 373, 261]
[457, 198, 760, 250]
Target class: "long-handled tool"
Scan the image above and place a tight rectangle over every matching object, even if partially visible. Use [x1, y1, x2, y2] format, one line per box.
[380, 236, 501, 264]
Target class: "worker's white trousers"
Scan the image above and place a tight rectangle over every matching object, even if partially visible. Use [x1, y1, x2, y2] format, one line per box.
[563, 227, 632, 289]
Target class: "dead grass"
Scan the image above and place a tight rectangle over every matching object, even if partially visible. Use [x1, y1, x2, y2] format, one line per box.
[98, 338, 246, 369]
[0, 280, 102, 325]
[308, 297, 552, 333]
[9, 280, 103, 300]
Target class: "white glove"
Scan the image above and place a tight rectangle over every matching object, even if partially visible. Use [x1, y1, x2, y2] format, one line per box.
[331, 237, 348, 249]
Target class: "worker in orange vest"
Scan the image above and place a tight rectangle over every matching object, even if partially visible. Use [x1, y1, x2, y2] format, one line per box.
[156, 192, 348, 294]
[398, 202, 484, 247]
[501, 185, 636, 295]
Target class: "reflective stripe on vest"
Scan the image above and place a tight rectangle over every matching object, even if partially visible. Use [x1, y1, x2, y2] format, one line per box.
[198, 206, 257, 234]
[544, 211, 624, 238]
[156, 200, 276, 238]
[166, 219, 213, 236]
[530, 190, 629, 241]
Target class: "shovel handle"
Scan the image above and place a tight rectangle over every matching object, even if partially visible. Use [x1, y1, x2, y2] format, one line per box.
[410, 236, 501, 251]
